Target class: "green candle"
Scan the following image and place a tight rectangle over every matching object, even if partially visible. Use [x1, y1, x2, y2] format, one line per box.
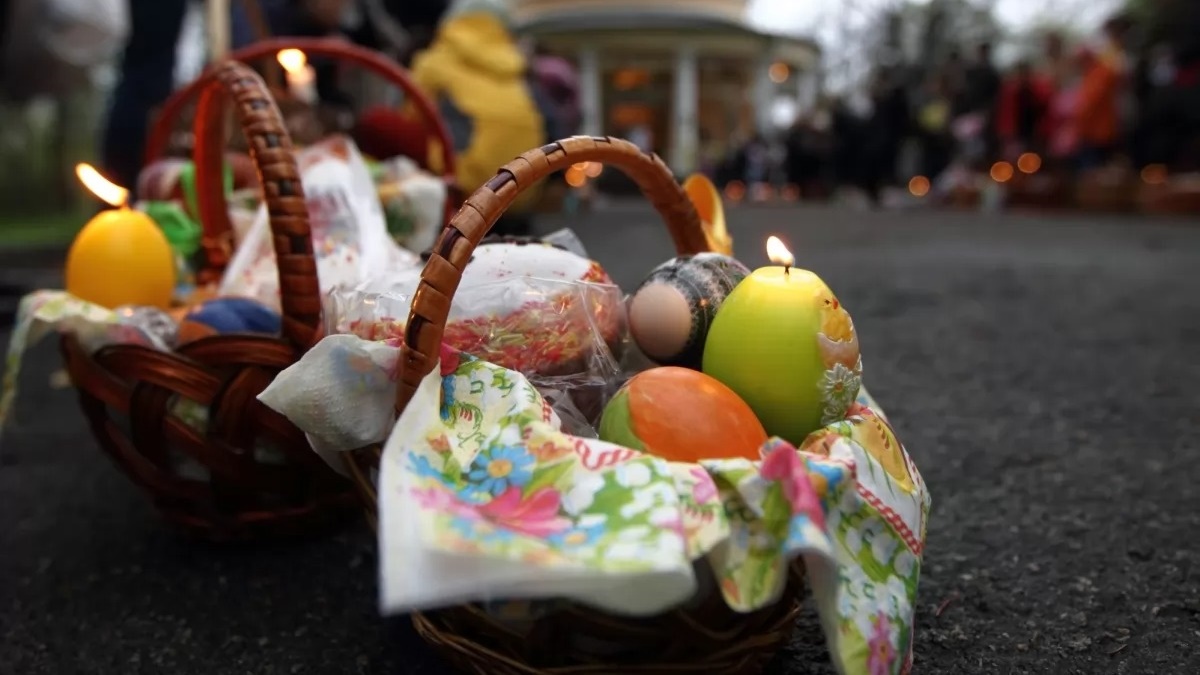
[702, 236, 863, 444]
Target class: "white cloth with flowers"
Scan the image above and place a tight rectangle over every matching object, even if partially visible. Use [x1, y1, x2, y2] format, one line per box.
[258, 335, 931, 675]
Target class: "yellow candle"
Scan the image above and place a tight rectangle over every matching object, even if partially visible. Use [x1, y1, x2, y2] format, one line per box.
[702, 236, 862, 444]
[65, 164, 177, 310]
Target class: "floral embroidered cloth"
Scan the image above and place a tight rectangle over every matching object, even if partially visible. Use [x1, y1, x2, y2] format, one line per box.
[260, 333, 931, 675]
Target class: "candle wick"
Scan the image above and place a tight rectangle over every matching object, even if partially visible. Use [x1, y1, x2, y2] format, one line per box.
[784, 266, 790, 278]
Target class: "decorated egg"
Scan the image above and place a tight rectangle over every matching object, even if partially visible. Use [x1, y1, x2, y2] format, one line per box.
[598, 366, 767, 463]
[627, 253, 750, 369]
[175, 297, 281, 345]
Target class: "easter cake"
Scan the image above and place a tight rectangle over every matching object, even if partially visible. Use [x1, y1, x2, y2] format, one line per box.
[327, 238, 625, 380]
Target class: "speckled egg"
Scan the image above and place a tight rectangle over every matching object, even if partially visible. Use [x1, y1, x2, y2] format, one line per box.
[627, 253, 750, 369]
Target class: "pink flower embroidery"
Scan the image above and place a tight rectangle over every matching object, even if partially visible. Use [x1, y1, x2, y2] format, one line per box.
[760, 443, 826, 529]
[867, 611, 896, 675]
[409, 486, 476, 518]
[689, 466, 718, 504]
[439, 342, 462, 376]
[477, 486, 571, 538]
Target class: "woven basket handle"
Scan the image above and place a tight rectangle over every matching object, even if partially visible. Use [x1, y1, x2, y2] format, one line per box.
[145, 38, 459, 277]
[194, 61, 320, 350]
[394, 136, 712, 413]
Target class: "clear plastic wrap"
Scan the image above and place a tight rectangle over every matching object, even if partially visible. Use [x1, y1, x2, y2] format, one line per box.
[219, 135, 421, 311]
[323, 236, 628, 431]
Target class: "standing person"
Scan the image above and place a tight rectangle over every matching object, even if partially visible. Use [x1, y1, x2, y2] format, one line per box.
[861, 70, 909, 206]
[1073, 45, 1122, 170]
[100, 0, 352, 193]
[995, 61, 1053, 159]
[406, 0, 549, 235]
[915, 74, 954, 181]
[828, 96, 863, 196]
[1043, 32, 1074, 90]
[957, 42, 1002, 163]
[743, 134, 768, 186]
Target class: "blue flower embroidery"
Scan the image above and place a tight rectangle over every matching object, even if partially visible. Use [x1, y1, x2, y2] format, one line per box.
[547, 522, 606, 549]
[408, 454, 460, 491]
[809, 462, 847, 511]
[785, 513, 818, 549]
[409, 454, 443, 480]
[467, 445, 535, 496]
[440, 375, 456, 420]
[449, 514, 514, 544]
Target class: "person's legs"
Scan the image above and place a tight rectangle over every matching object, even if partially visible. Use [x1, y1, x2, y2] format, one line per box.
[101, 0, 188, 191]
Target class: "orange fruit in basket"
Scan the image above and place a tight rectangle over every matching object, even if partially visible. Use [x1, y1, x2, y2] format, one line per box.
[598, 367, 768, 462]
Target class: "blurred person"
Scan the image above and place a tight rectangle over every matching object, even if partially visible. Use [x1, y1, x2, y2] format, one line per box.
[100, 0, 352, 193]
[1043, 32, 1074, 89]
[404, 0, 548, 235]
[743, 134, 769, 186]
[861, 69, 909, 206]
[627, 123, 653, 154]
[995, 61, 1053, 158]
[955, 43, 1001, 163]
[698, 129, 723, 178]
[915, 74, 954, 180]
[1072, 45, 1122, 170]
[367, 0, 451, 64]
[1099, 15, 1136, 158]
[785, 107, 834, 198]
[829, 96, 864, 194]
[528, 44, 580, 138]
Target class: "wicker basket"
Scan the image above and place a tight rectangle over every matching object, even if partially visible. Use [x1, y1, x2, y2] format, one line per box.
[60, 61, 356, 542]
[343, 136, 804, 673]
[145, 37, 460, 278]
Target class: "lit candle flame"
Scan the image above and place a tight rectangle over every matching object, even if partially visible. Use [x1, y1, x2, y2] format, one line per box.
[76, 163, 128, 208]
[277, 48, 308, 74]
[766, 235, 794, 268]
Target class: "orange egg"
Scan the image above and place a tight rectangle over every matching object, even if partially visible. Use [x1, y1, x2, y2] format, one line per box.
[598, 367, 768, 462]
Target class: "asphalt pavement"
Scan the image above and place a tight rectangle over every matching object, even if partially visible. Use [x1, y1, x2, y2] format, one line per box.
[2, 203, 1198, 674]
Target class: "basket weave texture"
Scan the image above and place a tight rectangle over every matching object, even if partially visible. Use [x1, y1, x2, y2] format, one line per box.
[145, 37, 460, 280]
[61, 61, 355, 541]
[344, 136, 804, 673]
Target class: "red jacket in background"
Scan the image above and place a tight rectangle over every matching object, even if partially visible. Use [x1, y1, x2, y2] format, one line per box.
[1075, 55, 1121, 147]
[995, 74, 1054, 145]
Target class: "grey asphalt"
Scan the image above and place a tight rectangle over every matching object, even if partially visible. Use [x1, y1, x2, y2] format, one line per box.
[2, 203, 1198, 674]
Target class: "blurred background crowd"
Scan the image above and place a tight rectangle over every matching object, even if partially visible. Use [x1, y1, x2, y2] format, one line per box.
[0, 0, 1197, 237]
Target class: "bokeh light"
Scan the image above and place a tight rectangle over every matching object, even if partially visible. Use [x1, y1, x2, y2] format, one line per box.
[565, 166, 586, 188]
[1141, 163, 1168, 185]
[908, 175, 931, 197]
[1017, 153, 1042, 174]
[751, 182, 774, 201]
[583, 162, 603, 178]
[769, 62, 790, 83]
[990, 161, 1015, 183]
[724, 180, 746, 202]
[781, 184, 801, 202]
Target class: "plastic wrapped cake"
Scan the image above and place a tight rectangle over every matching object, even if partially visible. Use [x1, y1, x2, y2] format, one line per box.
[325, 238, 625, 384]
